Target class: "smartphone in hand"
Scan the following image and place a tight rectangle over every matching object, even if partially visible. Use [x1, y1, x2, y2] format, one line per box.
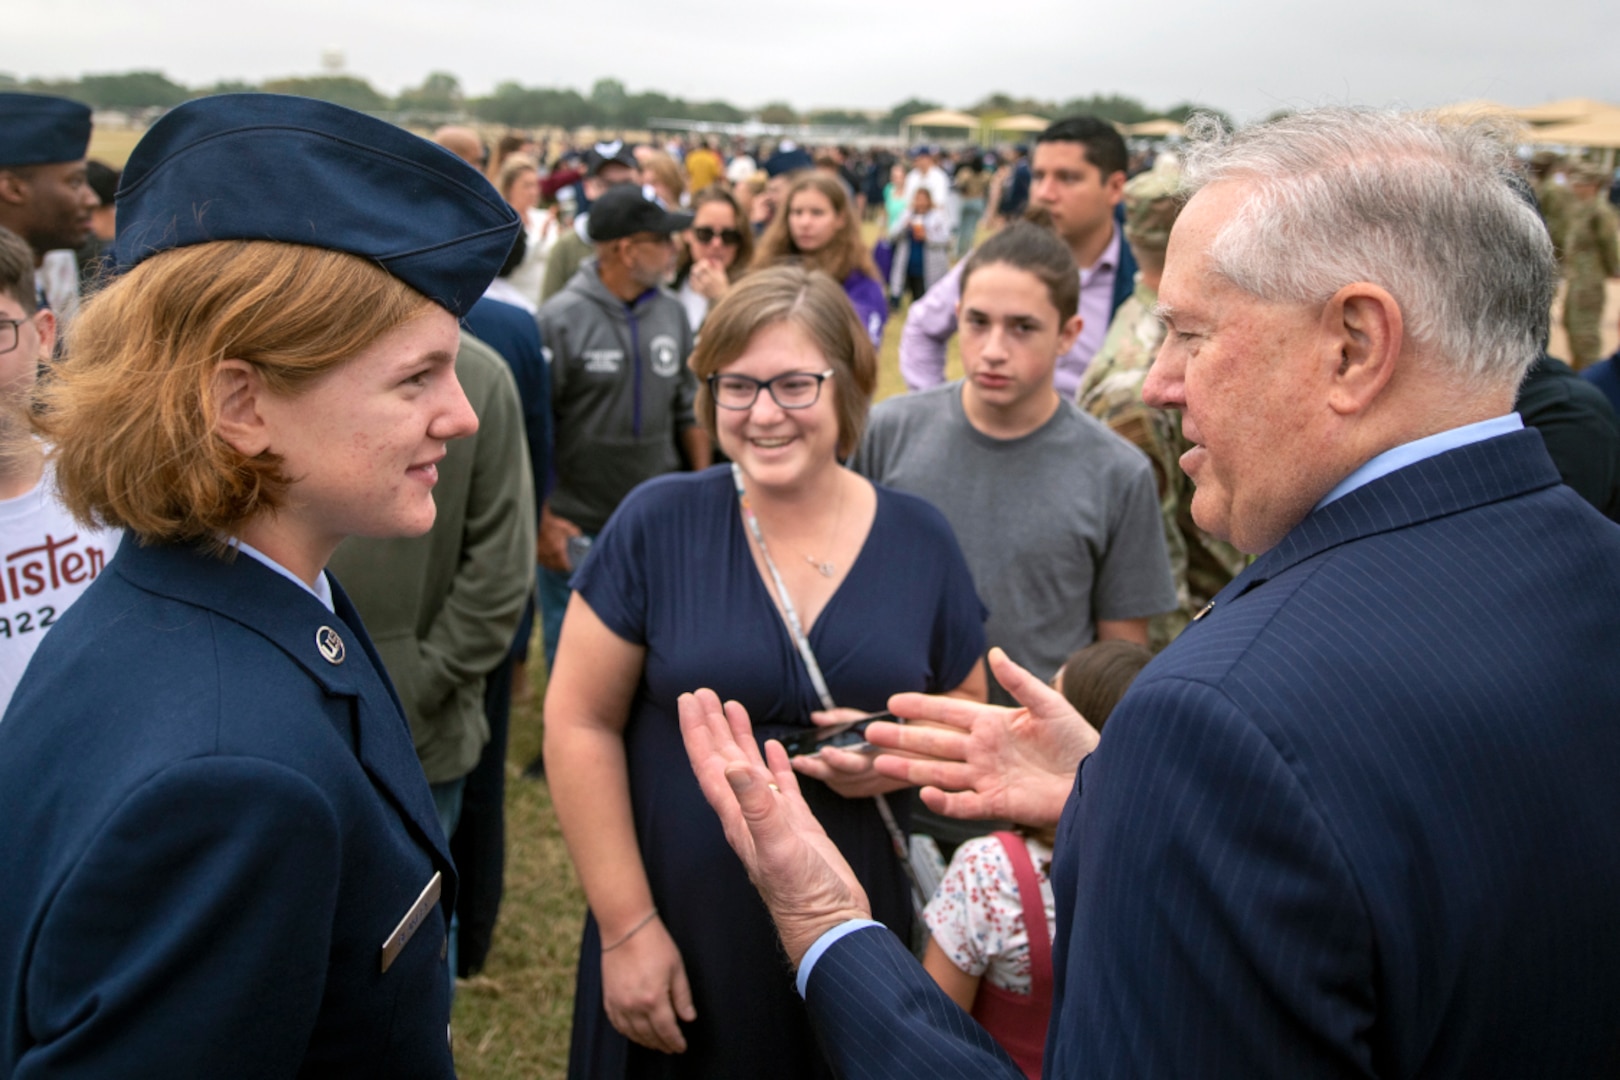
[777, 712, 899, 757]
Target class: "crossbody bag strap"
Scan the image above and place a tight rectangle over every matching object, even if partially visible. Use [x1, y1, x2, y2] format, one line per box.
[992, 831, 1053, 1002]
[732, 463, 928, 914]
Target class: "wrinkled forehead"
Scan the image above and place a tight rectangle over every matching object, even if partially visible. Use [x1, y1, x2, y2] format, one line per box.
[1165, 182, 1246, 266]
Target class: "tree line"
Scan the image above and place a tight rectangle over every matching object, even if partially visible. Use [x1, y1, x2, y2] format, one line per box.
[0, 70, 1230, 132]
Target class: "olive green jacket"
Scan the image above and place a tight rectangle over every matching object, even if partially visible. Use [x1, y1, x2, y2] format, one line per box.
[330, 332, 536, 784]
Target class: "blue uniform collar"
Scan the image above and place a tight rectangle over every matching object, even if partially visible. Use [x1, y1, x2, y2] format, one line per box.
[109, 541, 453, 869]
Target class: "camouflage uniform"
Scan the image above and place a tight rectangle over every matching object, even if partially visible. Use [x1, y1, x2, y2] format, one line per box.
[1077, 169, 1247, 651]
[1530, 152, 1573, 266]
[1562, 165, 1620, 370]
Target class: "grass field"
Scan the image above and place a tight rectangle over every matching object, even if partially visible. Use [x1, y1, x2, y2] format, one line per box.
[86, 127, 144, 168]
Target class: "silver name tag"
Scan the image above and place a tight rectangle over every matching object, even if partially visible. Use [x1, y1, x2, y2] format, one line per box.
[380, 870, 442, 973]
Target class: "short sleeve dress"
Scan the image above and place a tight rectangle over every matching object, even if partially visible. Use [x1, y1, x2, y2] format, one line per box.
[565, 465, 986, 1080]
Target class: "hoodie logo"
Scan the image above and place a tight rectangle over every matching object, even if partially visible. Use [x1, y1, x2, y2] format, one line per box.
[583, 349, 623, 374]
[649, 334, 681, 378]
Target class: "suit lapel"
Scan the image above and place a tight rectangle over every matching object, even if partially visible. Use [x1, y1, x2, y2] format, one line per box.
[1190, 430, 1562, 619]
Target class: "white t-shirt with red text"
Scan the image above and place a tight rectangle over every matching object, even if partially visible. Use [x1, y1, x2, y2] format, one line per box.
[0, 466, 121, 716]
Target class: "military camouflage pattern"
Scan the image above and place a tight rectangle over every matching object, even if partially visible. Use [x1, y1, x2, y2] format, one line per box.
[1077, 278, 1248, 650]
[1122, 168, 1182, 252]
[1535, 178, 1574, 266]
[1562, 190, 1619, 369]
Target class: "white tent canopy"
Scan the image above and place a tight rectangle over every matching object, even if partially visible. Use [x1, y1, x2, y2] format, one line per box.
[985, 113, 1050, 135]
[903, 108, 979, 130]
[1124, 119, 1185, 138]
[1530, 116, 1620, 150]
[1512, 97, 1620, 126]
[900, 109, 981, 147]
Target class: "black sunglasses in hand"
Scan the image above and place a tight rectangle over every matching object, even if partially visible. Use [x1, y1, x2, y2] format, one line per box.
[692, 226, 743, 247]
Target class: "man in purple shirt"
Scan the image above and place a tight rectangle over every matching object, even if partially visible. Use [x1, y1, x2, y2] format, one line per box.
[899, 117, 1137, 399]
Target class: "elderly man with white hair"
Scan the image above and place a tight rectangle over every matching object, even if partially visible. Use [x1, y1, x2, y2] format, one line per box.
[679, 107, 1620, 1079]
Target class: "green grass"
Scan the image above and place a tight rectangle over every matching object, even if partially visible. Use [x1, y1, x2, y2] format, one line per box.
[449, 262, 958, 1079]
[448, 657, 581, 1079]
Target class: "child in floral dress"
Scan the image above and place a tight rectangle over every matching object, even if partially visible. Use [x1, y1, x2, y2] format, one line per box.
[921, 641, 1153, 1078]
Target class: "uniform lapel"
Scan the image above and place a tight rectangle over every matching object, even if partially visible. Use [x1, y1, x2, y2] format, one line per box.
[112, 542, 453, 870]
[329, 579, 454, 869]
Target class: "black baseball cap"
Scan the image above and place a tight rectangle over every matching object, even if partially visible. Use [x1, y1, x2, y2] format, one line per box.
[586, 184, 693, 242]
[585, 139, 639, 177]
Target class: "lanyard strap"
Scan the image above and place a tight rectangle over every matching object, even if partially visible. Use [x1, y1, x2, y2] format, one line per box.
[731, 463, 929, 914]
[732, 463, 835, 711]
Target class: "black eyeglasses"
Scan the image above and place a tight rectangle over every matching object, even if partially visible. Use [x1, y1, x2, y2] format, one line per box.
[0, 318, 26, 356]
[708, 369, 834, 410]
[692, 226, 743, 247]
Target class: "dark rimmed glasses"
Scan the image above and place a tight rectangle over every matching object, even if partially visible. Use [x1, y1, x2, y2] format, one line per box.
[708, 369, 835, 410]
[692, 226, 743, 247]
[0, 318, 27, 356]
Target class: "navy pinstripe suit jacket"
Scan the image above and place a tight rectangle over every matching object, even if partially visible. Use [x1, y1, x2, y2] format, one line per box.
[806, 430, 1620, 1078]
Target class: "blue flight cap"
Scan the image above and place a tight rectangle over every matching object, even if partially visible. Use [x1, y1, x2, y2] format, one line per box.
[112, 94, 520, 318]
[0, 93, 93, 167]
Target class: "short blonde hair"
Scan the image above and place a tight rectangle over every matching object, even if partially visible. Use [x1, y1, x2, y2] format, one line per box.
[496, 153, 540, 203]
[640, 149, 687, 206]
[689, 264, 876, 459]
[40, 240, 431, 546]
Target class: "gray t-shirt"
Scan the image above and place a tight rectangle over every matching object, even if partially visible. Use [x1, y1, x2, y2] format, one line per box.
[853, 382, 1175, 701]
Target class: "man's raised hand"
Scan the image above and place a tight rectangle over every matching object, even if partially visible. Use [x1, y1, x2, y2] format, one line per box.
[677, 690, 870, 967]
[869, 648, 1100, 827]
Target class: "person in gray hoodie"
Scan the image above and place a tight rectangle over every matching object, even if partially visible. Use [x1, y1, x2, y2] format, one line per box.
[535, 184, 712, 670]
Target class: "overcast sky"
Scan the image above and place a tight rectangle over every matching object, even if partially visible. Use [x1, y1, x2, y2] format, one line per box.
[8, 0, 1615, 121]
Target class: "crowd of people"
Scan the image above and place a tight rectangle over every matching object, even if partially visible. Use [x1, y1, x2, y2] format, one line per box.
[0, 85, 1617, 1080]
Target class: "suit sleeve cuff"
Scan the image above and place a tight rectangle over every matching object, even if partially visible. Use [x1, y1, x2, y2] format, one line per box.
[796, 919, 884, 998]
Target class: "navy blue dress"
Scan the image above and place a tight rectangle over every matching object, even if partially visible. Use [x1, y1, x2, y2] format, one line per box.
[566, 465, 986, 1080]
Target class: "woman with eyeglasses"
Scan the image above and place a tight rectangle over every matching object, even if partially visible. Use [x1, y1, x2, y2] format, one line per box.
[753, 171, 890, 349]
[672, 187, 754, 334]
[546, 265, 987, 1079]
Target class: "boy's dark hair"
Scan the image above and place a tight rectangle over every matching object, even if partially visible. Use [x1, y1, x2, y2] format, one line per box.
[0, 226, 37, 313]
[959, 220, 1079, 321]
[1037, 115, 1129, 179]
[1057, 640, 1154, 732]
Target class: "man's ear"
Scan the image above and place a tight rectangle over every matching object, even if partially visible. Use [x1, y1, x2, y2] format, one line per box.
[31, 309, 56, 362]
[210, 358, 273, 457]
[0, 169, 29, 208]
[1104, 168, 1127, 206]
[1057, 313, 1084, 355]
[1322, 283, 1403, 417]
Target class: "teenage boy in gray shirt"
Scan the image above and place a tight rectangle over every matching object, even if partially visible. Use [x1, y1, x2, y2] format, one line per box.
[853, 225, 1174, 707]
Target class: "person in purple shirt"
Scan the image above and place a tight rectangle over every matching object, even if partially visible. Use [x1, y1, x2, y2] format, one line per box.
[900, 117, 1136, 400]
[753, 171, 888, 349]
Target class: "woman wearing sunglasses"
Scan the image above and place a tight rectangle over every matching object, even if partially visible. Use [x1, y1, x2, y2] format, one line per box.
[672, 186, 753, 334]
[0, 94, 517, 1077]
[546, 265, 987, 1079]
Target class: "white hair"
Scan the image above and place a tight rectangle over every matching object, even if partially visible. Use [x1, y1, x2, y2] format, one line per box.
[1179, 107, 1556, 388]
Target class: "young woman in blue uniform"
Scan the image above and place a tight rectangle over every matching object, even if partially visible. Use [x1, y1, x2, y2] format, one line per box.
[0, 94, 518, 1078]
